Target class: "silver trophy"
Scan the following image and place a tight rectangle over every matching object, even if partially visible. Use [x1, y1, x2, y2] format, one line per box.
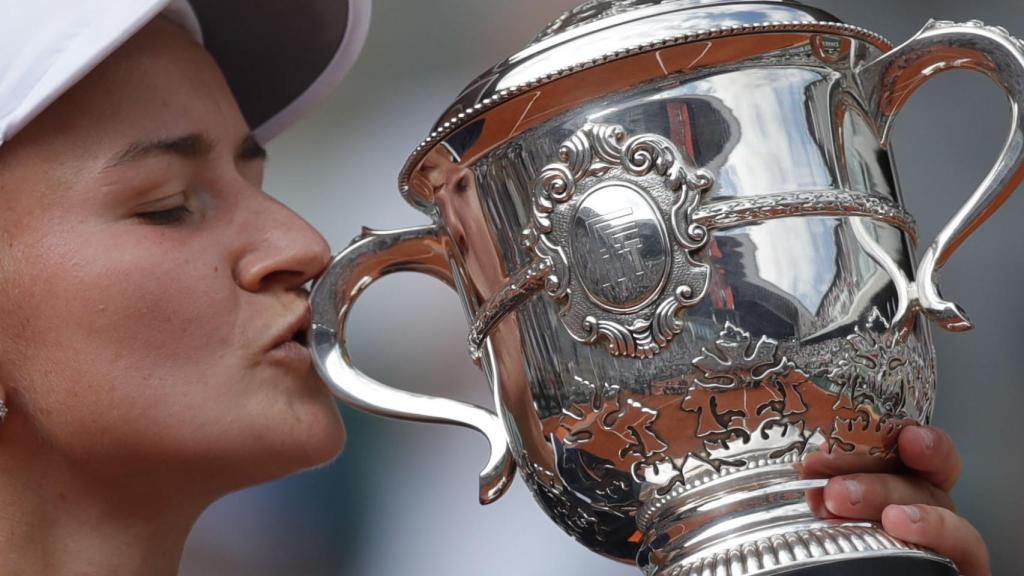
[311, 2, 1024, 574]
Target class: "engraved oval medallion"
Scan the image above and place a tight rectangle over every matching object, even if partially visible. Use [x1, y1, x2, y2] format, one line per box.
[570, 181, 670, 313]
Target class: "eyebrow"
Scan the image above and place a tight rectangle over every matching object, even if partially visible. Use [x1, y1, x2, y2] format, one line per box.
[105, 132, 267, 168]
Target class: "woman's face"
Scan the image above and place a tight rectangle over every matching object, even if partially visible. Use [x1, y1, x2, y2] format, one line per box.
[0, 19, 342, 493]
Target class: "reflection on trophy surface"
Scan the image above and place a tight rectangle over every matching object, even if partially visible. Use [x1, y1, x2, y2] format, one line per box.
[311, 1, 1024, 574]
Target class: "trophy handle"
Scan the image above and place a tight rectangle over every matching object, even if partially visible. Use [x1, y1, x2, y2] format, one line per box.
[859, 19, 1024, 331]
[309, 224, 515, 504]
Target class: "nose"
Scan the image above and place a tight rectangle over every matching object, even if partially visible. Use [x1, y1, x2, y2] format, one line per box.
[234, 192, 331, 293]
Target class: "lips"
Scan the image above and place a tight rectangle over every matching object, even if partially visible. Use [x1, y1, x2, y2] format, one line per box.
[291, 322, 308, 346]
[267, 305, 312, 355]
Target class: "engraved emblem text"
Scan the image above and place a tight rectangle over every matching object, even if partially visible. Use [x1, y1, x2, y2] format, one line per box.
[571, 182, 670, 313]
[523, 122, 715, 358]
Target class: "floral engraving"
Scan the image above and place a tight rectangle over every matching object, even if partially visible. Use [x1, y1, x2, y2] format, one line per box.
[518, 448, 636, 550]
[525, 122, 714, 358]
[560, 378, 669, 482]
[681, 323, 815, 469]
[673, 312, 934, 470]
[518, 456, 598, 540]
[827, 308, 935, 419]
[692, 190, 917, 243]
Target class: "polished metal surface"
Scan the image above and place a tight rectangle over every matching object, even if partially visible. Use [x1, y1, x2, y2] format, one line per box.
[312, 3, 1024, 575]
[859, 19, 1024, 333]
[521, 122, 715, 358]
[308, 225, 515, 504]
[398, 0, 895, 206]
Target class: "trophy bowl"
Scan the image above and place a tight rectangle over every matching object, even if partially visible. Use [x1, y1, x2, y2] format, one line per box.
[311, 2, 1024, 574]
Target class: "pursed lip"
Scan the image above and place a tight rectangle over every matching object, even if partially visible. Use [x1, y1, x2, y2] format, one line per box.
[266, 305, 312, 354]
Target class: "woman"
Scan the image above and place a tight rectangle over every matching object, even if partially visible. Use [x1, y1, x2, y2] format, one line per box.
[0, 1, 991, 575]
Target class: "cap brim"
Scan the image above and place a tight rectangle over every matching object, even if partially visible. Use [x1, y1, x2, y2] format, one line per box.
[0, 0, 369, 147]
[188, 0, 371, 142]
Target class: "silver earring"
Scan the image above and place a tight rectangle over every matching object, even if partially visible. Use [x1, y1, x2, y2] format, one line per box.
[0, 400, 8, 424]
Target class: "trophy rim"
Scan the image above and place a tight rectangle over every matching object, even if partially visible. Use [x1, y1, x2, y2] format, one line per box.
[398, 2, 893, 211]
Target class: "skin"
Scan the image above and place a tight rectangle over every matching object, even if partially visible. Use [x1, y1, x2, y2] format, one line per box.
[0, 14, 991, 576]
[0, 17, 340, 576]
[805, 426, 991, 575]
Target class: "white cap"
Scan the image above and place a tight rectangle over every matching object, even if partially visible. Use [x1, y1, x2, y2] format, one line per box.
[0, 0, 371, 147]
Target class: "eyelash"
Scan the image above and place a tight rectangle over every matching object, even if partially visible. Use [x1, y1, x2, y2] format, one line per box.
[136, 205, 193, 226]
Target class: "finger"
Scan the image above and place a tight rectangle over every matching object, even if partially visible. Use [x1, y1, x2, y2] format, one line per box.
[882, 504, 991, 576]
[822, 473, 955, 520]
[805, 484, 833, 520]
[897, 426, 963, 491]
[802, 447, 901, 518]
[800, 449, 900, 479]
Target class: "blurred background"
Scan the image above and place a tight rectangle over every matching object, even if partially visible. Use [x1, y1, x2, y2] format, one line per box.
[180, 1, 1024, 574]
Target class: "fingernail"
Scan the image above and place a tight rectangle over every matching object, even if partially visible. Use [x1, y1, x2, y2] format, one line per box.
[843, 479, 863, 506]
[916, 427, 935, 451]
[900, 505, 922, 524]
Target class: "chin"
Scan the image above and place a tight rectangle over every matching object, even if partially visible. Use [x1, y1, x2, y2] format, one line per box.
[232, 391, 346, 486]
[280, 395, 346, 471]
[297, 404, 347, 470]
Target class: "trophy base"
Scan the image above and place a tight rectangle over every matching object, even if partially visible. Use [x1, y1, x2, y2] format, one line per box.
[642, 522, 957, 576]
[637, 463, 958, 576]
[778, 556, 957, 575]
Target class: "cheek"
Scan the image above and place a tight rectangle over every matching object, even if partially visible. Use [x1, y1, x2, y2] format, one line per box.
[1, 226, 241, 446]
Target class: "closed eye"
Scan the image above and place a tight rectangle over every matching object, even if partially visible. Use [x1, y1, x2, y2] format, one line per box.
[136, 205, 193, 226]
